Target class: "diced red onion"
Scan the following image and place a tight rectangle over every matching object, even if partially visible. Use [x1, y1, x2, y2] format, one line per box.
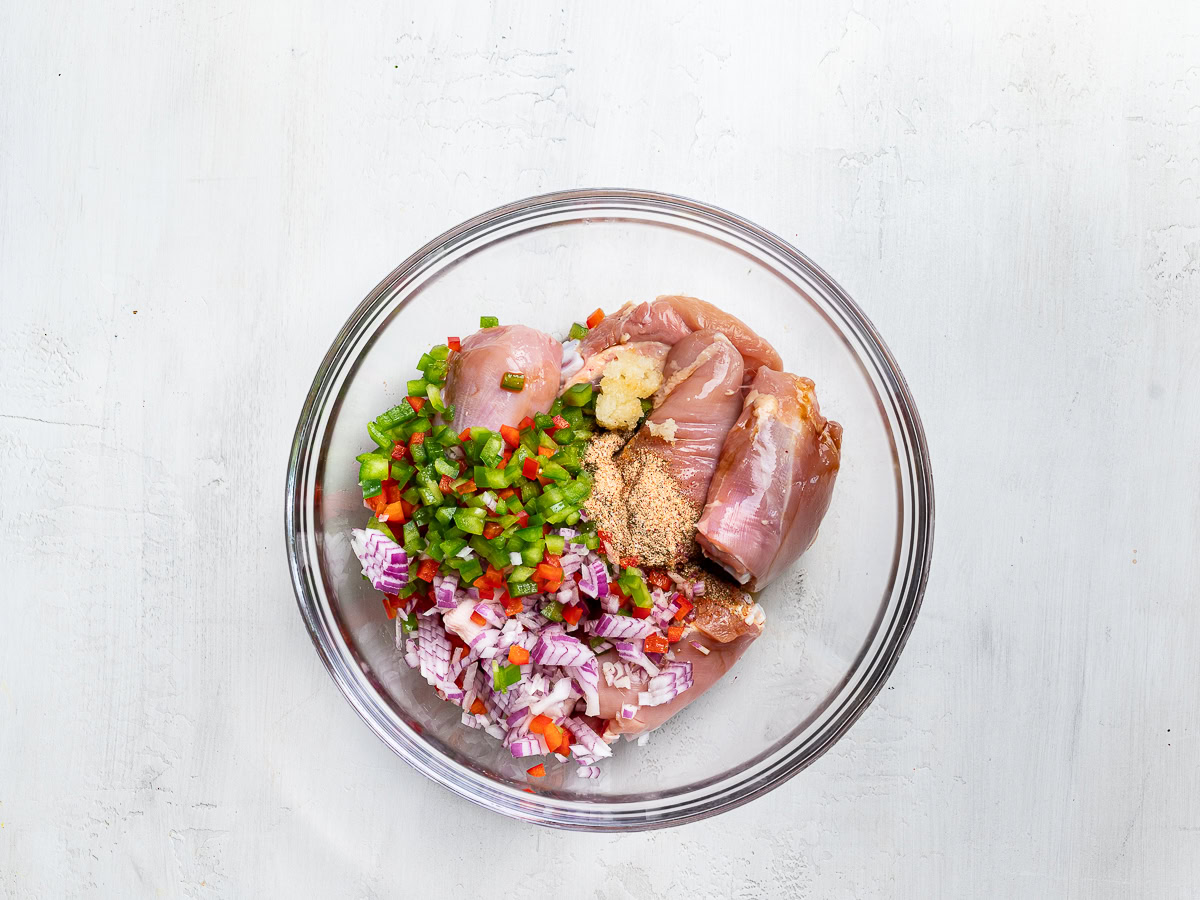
[690, 640, 710, 656]
[620, 703, 638, 720]
[564, 717, 612, 759]
[637, 661, 694, 707]
[576, 765, 601, 779]
[577, 559, 609, 599]
[472, 602, 504, 628]
[509, 738, 541, 758]
[588, 614, 656, 641]
[531, 633, 594, 668]
[692, 581, 706, 596]
[614, 640, 660, 677]
[433, 574, 459, 609]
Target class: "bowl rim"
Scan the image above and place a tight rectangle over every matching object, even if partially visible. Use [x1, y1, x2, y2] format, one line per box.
[286, 187, 935, 831]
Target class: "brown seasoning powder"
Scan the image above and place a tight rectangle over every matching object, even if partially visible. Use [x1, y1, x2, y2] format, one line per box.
[582, 432, 699, 567]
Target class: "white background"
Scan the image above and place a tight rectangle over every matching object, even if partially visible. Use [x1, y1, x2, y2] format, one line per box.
[2, 1, 1198, 896]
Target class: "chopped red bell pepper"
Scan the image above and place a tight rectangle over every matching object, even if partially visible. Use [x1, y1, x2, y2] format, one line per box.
[562, 604, 584, 626]
[469, 611, 487, 626]
[364, 493, 388, 513]
[438, 474, 453, 493]
[619, 555, 640, 568]
[536, 445, 555, 457]
[529, 714, 550, 734]
[389, 442, 408, 460]
[459, 427, 473, 442]
[483, 522, 503, 540]
[484, 566, 507, 588]
[497, 488, 515, 499]
[597, 529, 613, 547]
[516, 510, 529, 527]
[455, 479, 476, 495]
[527, 764, 546, 778]
[408, 395, 426, 413]
[380, 501, 406, 523]
[470, 698, 487, 716]
[447, 336, 461, 352]
[400, 499, 416, 519]
[381, 481, 402, 504]
[500, 424, 520, 448]
[586, 307, 605, 329]
[646, 569, 672, 592]
[551, 414, 569, 432]
[542, 722, 564, 753]
[496, 452, 511, 469]
[630, 604, 652, 619]
[409, 431, 426, 450]
[508, 644, 530, 664]
[535, 562, 562, 581]
[667, 625, 684, 643]
[503, 593, 523, 617]
[522, 457, 540, 479]
[673, 597, 693, 622]
[477, 585, 495, 600]
[517, 416, 535, 431]
[416, 557, 439, 582]
[643, 633, 669, 654]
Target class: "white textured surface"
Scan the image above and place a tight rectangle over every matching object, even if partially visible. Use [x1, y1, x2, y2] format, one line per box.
[2, 1, 1199, 896]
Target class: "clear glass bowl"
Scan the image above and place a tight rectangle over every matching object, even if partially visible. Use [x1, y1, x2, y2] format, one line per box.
[285, 189, 934, 830]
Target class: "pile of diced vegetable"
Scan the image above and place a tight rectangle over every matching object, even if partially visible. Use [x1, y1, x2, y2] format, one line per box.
[350, 315, 700, 780]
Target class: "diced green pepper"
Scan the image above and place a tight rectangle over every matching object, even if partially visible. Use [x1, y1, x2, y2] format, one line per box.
[367, 421, 393, 450]
[500, 371, 525, 392]
[454, 507, 486, 535]
[493, 661, 520, 693]
[410, 439, 428, 466]
[406, 378, 429, 398]
[401, 486, 421, 506]
[508, 565, 536, 584]
[545, 534, 565, 556]
[440, 537, 468, 558]
[533, 412, 554, 430]
[359, 478, 382, 499]
[358, 455, 390, 482]
[480, 435, 504, 468]
[399, 613, 418, 633]
[454, 556, 484, 586]
[472, 465, 512, 490]
[508, 580, 538, 597]
[567, 322, 589, 341]
[434, 505, 457, 526]
[520, 540, 545, 567]
[480, 315, 499, 329]
[443, 403, 455, 422]
[417, 482, 443, 506]
[390, 460, 415, 489]
[365, 516, 395, 541]
[433, 456, 459, 478]
[376, 399, 417, 429]
[429, 344, 450, 361]
[412, 504, 436, 527]
[403, 521, 424, 556]
[562, 382, 593, 407]
[539, 460, 569, 482]
[540, 601, 564, 622]
[426, 383, 445, 413]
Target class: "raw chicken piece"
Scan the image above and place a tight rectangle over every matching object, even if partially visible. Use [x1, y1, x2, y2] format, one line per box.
[575, 295, 782, 386]
[620, 330, 744, 508]
[696, 368, 842, 591]
[597, 614, 763, 738]
[442, 325, 562, 431]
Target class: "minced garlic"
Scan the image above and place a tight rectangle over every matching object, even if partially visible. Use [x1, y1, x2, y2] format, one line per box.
[647, 417, 678, 443]
[595, 350, 663, 429]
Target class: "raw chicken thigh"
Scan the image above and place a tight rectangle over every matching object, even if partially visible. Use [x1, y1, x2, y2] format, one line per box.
[696, 368, 842, 591]
[620, 330, 745, 508]
[573, 295, 783, 388]
[597, 609, 763, 738]
[442, 325, 562, 431]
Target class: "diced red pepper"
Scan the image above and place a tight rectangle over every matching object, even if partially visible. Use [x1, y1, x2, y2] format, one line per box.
[508, 645, 530, 665]
[551, 415, 569, 432]
[619, 555, 640, 568]
[389, 442, 408, 461]
[409, 431, 426, 450]
[470, 611, 487, 627]
[667, 625, 684, 643]
[646, 569, 672, 592]
[484, 565, 507, 588]
[562, 604, 584, 626]
[455, 479, 477, 495]
[516, 510, 529, 527]
[477, 585, 495, 600]
[380, 501, 406, 523]
[500, 424, 520, 448]
[536, 445, 555, 457]
[517, 416, 535, 431]
[416, 557, 439, 582]
[631, 604, 652, 620]
[470, 698, 487, 716]
[400, 499, 416, 520]
[643, 633, 669, 654]
[597, 529, 613, 548]
[458, 459, 468, 474]
[543, 722, 564, 753]
[438, 474, 453, 493]
[527, 764, 546, 778]
[522, 457, 540, 479]
[447, 336, 461, 352]
[497, 488, 515, 499]
[586, 308, 605, 329]
[673, 597, 693, 622]
[496, 452, 511, 470]
[364, 493, 387, 513]
[483, 522, 503, 540]
[459, 427, 473, 442]
[382, 594, 400, 619]
[503, 593, 523, 617]
[381, 481, 401, 504]
[535, 562, 561, 581]
[529, 714, 551, 735]
[408, 395, 426, 413]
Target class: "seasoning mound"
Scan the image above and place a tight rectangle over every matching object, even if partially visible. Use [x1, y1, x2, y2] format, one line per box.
[582, 432, 699, 567]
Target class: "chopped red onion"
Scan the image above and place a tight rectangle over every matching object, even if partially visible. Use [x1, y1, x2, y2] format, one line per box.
[620, 703, 638, 720]
[588, 613, 656, 641]
[531, 633, 594, 668]
[576, 765, 601, 779]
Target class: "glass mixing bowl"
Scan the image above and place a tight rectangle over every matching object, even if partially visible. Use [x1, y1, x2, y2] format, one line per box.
[285, 189, 934, 830]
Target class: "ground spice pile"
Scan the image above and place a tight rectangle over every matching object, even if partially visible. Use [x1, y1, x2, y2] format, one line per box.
[582, 432, 698, 567]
